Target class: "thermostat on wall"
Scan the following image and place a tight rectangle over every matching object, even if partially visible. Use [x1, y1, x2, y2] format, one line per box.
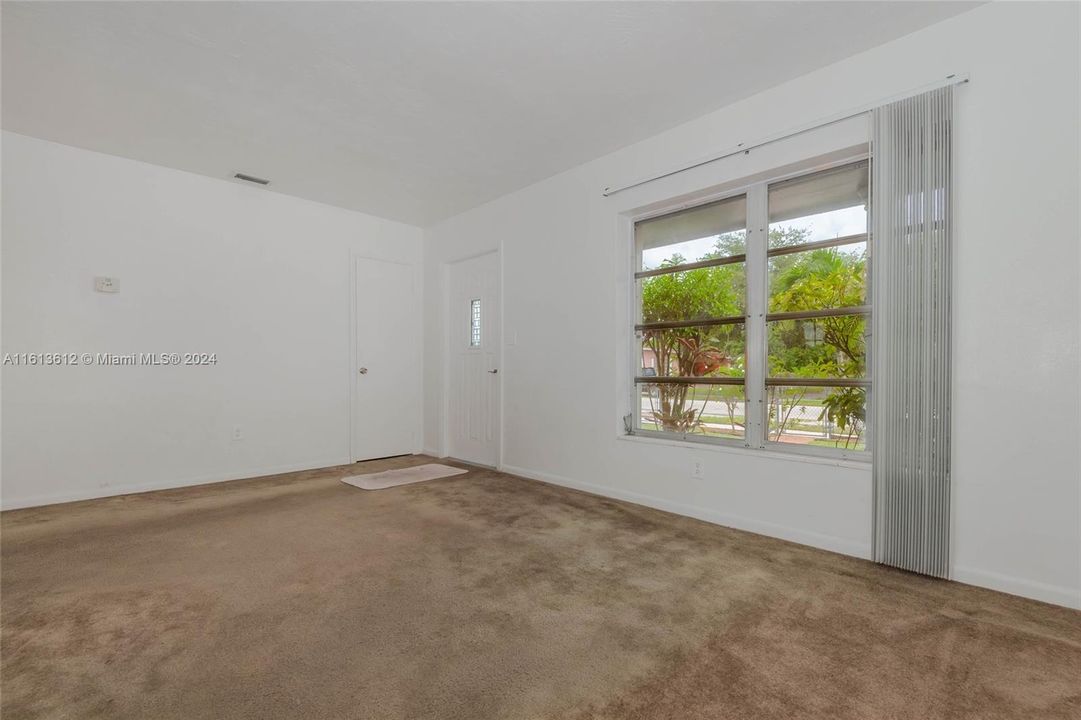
[94, 276, 119, 293]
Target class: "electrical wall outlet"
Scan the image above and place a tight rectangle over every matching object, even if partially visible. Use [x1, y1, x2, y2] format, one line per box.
[232, 426, 244, 441]
[94, 276, 119, 293]
[691, 459, 704, 479]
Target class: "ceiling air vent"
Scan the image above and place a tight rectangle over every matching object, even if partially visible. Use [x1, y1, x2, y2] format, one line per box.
[234, 173, 270, 186]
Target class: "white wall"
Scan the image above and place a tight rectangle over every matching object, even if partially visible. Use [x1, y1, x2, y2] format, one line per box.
[1, 131, 423, 509]
[423, 3, 1081, 608]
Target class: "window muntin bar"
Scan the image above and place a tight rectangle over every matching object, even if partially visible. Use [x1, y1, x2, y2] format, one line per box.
[635, 376, 745, 385]
[765, 306, 869, 322]
[764, 377, 869, 388]
[635, 252, 746, 279]
[636, 315, 745, 332]
[766, 233, 867, 258]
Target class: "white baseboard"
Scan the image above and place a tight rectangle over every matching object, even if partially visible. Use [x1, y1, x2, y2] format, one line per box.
[501, 463, 872, 560]
[502, 463, 1081, 610]
[952, 565, 1080, 610]
[0, 457, 353, 511]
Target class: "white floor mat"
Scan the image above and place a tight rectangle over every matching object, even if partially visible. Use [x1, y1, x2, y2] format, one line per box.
[340, 463, 468, 490]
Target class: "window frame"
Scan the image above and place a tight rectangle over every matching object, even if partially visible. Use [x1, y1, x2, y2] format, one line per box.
[628, 154, 871, 461]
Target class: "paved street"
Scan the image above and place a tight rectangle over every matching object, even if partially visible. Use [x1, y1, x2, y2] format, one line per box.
[638, 396, 827, 421]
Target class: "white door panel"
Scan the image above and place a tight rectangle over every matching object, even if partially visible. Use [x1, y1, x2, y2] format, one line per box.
[353, 257, 418, 461]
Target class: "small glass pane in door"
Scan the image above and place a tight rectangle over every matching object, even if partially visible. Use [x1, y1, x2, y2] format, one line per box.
[470, 299, 481, 347]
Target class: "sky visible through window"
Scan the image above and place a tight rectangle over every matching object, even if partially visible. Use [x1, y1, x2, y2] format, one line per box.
[641, 205, 866, 270]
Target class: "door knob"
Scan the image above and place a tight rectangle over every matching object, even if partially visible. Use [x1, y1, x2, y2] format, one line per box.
[359, 367, 368, 374]
[488, 369, 498, 374]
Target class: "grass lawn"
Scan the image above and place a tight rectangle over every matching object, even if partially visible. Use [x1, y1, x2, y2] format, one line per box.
[807, 438, 866, 451]
[648, 387, 829, 407]
[637, 421, 743, 440]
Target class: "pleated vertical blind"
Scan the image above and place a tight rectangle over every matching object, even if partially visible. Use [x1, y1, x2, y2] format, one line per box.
[871, 86, 953, 578]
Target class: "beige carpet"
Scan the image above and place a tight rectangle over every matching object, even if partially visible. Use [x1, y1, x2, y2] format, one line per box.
[2, 455, 1079, 720]
[341, 462, 468, 490]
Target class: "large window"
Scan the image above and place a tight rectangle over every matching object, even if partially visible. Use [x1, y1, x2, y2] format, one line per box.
[632, 159, 869, 456]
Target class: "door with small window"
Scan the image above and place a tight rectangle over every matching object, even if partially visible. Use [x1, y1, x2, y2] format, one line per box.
[447, 252, 500, 466]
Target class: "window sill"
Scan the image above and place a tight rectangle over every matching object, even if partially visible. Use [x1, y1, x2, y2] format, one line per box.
[617, 432, 872, 471]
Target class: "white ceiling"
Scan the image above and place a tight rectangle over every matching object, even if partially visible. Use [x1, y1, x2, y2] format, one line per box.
[2, 2, 976, 226]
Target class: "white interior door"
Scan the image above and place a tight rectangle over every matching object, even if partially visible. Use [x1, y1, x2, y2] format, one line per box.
[447, 252, 500, 466]
[353, 257, 418, 461]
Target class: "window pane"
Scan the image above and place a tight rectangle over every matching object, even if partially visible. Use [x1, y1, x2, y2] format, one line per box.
[641, 231, 747, 270]
[767, 316, 866, 379]
[639, 263, 745, 322]
[767, 385, 866, 451]
[639, 324, 745, 378]
[768, 161, 868, 248]
[768, 243, 866, 312]
[638, 195, 746, 270]
[637, 382, 745, 441]
[470, 299, 481, 347]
